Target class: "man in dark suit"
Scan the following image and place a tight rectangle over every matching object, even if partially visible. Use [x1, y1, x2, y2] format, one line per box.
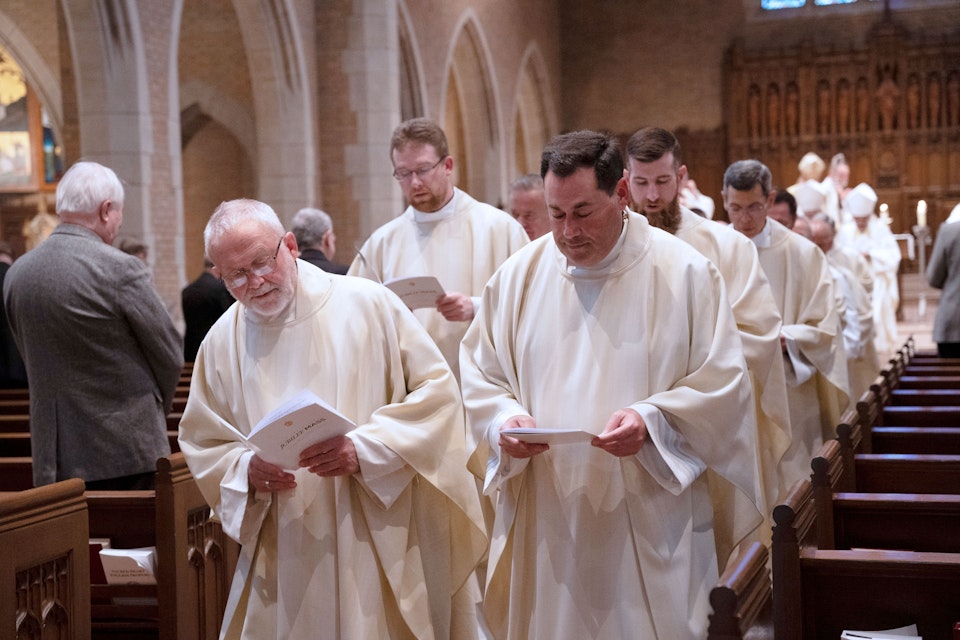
[0, 241, 27, 388]
[928, 218, 960, 357]
[290, 207, 348, 274]
[181, 258, 234, 361]
[3, 161, 183, 489]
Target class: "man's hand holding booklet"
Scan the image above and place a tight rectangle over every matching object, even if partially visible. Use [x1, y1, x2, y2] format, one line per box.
[247, 389, 356, 470]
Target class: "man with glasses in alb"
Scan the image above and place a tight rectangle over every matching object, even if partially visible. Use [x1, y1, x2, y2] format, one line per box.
[349, 118, 528, 379]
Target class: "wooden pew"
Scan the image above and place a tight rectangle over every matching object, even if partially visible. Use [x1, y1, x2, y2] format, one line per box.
[0, 414, 30, 433]
[0, 388, 29, 402]
[0, 478, 91, 640]
[88, 452, 239, 640]
[811, 440, 960, 552]
[871, 426, 960, 455]
[890, 389, 960, 406]
[773, 476, 960, 640]
[707, 542, 773, 640]
[854, 453, 960, 494]
[882, 405, 960, 427]
[0, 456, 36, 491]
[0, 431, 183, 459]
[836, 419, 960, 491]
[898, 375, 960, 389]
[795, 549, 960, 640]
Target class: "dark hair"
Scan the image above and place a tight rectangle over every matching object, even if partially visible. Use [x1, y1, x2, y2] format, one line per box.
[723, 159, 773, 198]
[773, 189, 797, 219]
[540, 130, 623, 196]
[390, 118, 449, 158]
[625, 127, 682, 169]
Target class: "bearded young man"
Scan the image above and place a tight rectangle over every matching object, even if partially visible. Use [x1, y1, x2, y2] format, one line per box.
[624, 127, 797, 527]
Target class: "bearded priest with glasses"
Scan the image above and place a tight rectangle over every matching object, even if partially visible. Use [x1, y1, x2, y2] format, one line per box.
[179, 198, 488, 639]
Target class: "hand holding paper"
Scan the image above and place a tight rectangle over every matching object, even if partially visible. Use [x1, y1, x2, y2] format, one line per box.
[384, 276, 445, 310]
[247, 389, 356, 471]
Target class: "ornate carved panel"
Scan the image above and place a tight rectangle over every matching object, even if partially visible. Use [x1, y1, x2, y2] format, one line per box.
[725, 13, 960, 236]
[16, 554, 73, 639]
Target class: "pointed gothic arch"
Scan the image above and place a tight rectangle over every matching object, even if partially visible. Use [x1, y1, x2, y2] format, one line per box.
[397, 2, 425, 122]
[228, 0, 316, 220]
[513, 44, 558, 178]
[0, 10, 63, 148]
[442, 13, 502, 206]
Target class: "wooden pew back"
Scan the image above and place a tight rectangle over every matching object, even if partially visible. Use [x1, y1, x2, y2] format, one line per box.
[708, 542, 773, 640]
[0, 478, 90, 640]
[87, 453, 239, 640]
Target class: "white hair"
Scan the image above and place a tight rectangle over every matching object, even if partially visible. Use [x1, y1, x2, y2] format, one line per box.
[204, 199, 285, 256]
[56, 161, 124, 218]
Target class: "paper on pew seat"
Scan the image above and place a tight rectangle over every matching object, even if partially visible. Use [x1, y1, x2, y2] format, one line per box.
[100, 546, 157, 585]
[840, 623, 921, 639]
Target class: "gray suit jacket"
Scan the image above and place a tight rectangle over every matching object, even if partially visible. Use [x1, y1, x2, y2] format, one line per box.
[928, 221, 960, 344]
[3, 224, 184, 486]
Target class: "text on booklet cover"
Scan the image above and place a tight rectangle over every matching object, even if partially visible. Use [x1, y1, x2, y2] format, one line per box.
[384, 276, 445, 310]
[247, 389, 356, 470]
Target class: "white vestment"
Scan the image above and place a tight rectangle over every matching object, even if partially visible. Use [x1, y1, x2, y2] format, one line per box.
[753, 219, 850, 459]
[178, 262, 487, 640]
[826, 246, 880, 400]
[838, 216, 901, 354]
[675, 207, 794, 516]
[460, 212, 762, 640]
[349, 188, 528, 378]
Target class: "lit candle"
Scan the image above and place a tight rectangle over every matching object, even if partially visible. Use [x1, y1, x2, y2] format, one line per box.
[879, 203, 889, 219]
[917, 200, 927, 228]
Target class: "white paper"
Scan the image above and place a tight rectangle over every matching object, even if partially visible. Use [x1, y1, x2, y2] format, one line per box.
[100, 546, 157, 585]
[384, 276, 445, 310]
[247, 389, 356, 470]
[841, 623, 921, 639]
[501, 428, 595, 445]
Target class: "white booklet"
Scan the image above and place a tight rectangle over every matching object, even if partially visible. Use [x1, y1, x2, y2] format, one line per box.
[501, 428, 595, 445]
[100, 546, 157, 585]
[247, 389, 356, 470]
[384, 276, 445, 310]
[841, 624, 921, 639]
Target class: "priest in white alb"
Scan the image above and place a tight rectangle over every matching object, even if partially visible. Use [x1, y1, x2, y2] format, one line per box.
[624, 127, 794, 530]
[348, 117, 528, 379]
[810, 213, 880, 400]
[178, 199, 487, 640]
[461, 131, 763, 640]
[724, 160, 850, 462]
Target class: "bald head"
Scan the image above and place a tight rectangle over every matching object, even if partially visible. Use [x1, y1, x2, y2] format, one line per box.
[809, 213, 836, 254]
[792, 216, 812, 240]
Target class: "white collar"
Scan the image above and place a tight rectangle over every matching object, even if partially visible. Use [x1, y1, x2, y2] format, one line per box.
[412, 188, 459, 223]
[565, 213, 629, 276]
[750, 218, 772, 248]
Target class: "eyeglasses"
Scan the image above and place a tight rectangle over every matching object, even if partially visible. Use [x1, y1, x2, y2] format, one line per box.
[219, 238, 283, 288]
[392, 157, 446, 182]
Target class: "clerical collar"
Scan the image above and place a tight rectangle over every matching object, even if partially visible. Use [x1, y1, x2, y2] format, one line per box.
[565, 213, 628, 276]
[750, 218, 772, 248]
[412, 189, 459, 223]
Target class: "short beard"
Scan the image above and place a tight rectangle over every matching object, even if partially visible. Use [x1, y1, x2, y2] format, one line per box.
[642, 196, 682, 235]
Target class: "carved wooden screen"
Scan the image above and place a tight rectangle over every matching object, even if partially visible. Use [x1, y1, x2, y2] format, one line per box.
[725, 15, 960, 236]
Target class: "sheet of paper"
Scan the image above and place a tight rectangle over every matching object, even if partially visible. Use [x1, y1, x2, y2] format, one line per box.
[384, 276, 445, 310]
[841, 624, 921, 639]
[247, 389, 356, 470]
[501, 428, 595, 445]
